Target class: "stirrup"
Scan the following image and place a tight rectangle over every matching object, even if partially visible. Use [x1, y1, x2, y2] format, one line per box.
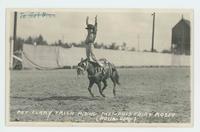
[98, 62, 104, 67]
[101, 68, 105, 75]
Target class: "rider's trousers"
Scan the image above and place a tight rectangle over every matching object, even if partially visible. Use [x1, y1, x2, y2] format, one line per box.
[85, 43, 97, 62]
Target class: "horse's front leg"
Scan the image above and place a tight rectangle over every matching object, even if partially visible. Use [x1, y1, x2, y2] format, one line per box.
[88, 80, 94, 97]
[97, 82, 106, 97]
[102, 80, 108, 93]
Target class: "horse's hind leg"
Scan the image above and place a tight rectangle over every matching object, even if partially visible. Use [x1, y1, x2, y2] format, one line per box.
[111, 77, 116, 97]
[88, 80, 94, 97]
[97, 82, 106, 97]
[102, 80, 108, 93]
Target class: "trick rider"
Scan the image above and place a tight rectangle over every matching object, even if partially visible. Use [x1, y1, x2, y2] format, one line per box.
[85, 15, 104, 68]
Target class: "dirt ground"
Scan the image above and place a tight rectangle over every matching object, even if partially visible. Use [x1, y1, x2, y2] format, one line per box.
[9, 67, 191, 123]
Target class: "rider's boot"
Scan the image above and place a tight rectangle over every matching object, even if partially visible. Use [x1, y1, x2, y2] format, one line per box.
[97, 61, 105, 75]
[102, 68, 105, 75]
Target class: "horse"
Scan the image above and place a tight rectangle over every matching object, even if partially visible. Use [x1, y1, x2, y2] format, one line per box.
[77, 58, 120, 97]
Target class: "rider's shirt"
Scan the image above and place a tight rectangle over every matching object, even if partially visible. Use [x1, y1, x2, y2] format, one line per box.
[85, 33, 96, 44]
[85, 26, 97, 44]
[85, 22, 98, 62]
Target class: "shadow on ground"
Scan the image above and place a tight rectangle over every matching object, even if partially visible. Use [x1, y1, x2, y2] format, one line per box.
[11, 96, 102, 101]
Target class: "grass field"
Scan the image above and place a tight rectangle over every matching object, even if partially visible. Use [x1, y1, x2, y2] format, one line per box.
[10, 67, 191, 123]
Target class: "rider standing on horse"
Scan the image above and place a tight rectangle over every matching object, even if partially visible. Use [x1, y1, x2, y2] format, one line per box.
[85, 15, 103, 67]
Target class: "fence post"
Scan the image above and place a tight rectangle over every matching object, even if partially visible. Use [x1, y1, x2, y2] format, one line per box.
[10, 39, 14, 69]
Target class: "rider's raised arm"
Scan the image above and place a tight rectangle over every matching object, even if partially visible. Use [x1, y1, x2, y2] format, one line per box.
[86, 16, 89, 26]
[95, 15, 97, 27]
[94, 15, 98, 34]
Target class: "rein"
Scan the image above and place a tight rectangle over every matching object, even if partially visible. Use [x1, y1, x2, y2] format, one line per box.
[77, 66, 85, 71]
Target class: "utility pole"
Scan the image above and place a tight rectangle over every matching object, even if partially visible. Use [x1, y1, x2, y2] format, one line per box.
[10, 11, 18, 69]
[151, 12, 155, 52]
[137, 34, 140, 52]
[62, 35, 64, 43]
[13, 11, 18, 52]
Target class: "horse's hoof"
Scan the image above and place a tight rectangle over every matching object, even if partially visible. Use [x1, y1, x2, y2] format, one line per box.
[90, 95, 95, 98]
[102, 95, 106, 98]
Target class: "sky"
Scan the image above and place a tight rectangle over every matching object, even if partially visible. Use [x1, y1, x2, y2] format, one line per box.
[9, 9, 192, 51]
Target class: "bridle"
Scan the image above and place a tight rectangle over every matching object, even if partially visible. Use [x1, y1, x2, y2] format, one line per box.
[77, 66, 85, 72]
[77, 60, 88, 74]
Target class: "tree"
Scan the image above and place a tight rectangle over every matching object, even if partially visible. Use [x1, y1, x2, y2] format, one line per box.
[79, 41, 85, 48]
[109, 42, 116, 50]
[162, 49, 172, 54]
[103, 44, 109, 49]
[35, 34, 48, 45]
[25, 36, 33, 44]
[121, 42, 127, 50]
[94, 42, 102, 49]
[130, 47, 135, 51]
[63, 43, 72, 48]
[143, 49, 149, 52]
[100, 43, 104, 49]
[152, 49, 158, 53]
[36, 34, 43, 45]
[58, 40, 63, 45]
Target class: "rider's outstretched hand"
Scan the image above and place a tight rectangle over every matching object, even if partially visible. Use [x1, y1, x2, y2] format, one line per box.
[95, 15, 97, 25]
[86, 16, 89, 25]
[95, 15, 97, 22]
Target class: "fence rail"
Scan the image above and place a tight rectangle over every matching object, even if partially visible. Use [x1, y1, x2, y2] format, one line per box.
[22, 44, 190, 69]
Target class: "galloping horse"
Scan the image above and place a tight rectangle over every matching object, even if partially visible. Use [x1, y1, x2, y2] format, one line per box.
[77, 58, 120, 97]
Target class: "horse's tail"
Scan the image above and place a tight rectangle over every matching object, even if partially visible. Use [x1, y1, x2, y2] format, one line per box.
[112, 67, 120, 85]
[115, 70, 120, 85]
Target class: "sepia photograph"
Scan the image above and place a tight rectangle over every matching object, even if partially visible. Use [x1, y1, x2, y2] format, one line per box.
[6, 9, 193, 126]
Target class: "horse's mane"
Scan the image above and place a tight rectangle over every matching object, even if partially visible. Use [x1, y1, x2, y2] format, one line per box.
[78, 58, 88, 65]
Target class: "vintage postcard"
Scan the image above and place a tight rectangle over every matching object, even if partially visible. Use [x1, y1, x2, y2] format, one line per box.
[6, 9, 193, 127]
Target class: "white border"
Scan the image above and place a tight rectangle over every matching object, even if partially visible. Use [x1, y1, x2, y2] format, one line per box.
[5, 8, 194, 127]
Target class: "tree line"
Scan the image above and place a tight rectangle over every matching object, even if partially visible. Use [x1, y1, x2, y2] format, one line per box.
[13, 34, 172, 53]
[13, 35, 135, 51]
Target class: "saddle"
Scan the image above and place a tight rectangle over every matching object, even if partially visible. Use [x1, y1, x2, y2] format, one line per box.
[88, 60, 104, 74]
[89, 58, 114, 75]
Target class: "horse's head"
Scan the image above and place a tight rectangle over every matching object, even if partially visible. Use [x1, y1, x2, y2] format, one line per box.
[77, 58, 88, 76]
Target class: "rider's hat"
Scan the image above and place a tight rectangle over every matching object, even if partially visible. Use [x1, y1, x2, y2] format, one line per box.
[86, 24, 95, 29]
